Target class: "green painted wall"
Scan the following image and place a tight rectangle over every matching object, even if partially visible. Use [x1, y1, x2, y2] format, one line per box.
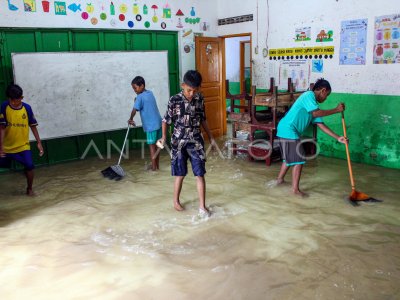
[318, 93, 400, 169]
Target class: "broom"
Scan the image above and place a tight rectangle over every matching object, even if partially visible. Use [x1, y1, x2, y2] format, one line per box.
[341, 112, 383, 205]
[101, 125, 131, 180]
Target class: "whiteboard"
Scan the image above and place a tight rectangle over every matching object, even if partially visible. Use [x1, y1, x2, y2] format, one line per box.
[11, 51, 170, 140]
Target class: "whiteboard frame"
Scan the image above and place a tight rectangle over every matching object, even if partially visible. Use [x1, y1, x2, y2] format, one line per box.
[11, 51, 170, 141]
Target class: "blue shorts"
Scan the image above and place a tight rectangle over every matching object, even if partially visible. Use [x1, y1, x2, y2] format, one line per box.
[146, 128, 162, 145]
[171, 142, 206, 177]
[0, 150, 35, 171]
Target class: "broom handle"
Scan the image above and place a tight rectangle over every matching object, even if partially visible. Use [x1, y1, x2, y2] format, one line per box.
[117, 126, 131, 165]
[341, 112, 355, 190]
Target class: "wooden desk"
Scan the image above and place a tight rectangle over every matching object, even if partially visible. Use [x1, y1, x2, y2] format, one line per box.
[253, 92, 302, 107]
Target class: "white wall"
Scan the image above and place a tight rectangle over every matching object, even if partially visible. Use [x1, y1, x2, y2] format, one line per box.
[0, 0, 218, 79]
[217, 0, 400, 96]
[225, 36, 250, 82]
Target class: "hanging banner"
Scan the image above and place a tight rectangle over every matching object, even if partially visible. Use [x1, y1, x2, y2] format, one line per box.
[340, 19, 368, 65]
[269, 46, 334, 59]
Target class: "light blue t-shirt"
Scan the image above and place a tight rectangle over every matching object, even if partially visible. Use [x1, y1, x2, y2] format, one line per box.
[133, 90, 162, 132]
[277, 91, 324, 139]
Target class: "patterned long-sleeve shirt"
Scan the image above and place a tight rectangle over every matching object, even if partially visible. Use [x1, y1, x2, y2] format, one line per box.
[162, 91, 207, 160]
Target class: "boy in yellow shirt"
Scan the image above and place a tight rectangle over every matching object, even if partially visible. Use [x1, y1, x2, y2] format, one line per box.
[0, 84, 44, 196]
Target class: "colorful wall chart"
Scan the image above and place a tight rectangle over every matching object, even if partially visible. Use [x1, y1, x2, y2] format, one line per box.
[340, 19, 368, 65]
[374, 14, 400, 64]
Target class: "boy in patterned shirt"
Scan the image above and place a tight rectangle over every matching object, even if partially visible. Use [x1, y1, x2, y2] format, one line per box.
[158, 70, 215, 216]
[0, 84, 44, 196]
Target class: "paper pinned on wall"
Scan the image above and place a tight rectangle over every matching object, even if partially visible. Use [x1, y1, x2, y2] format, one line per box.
[312, 59, 323, 73]
[279, 60, 310, 91]
[295, 27, 311, 42]
[373, 14, 400, 64]
[340, 19, 368, 65]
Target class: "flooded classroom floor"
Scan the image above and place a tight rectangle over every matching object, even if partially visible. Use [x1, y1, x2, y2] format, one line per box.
[0, 141, 399, 300]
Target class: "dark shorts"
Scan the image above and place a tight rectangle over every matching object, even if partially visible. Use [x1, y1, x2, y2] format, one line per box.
[171, 142, 206, 177]
[0, 150, 35, 171]
[279, 138, 306, 166]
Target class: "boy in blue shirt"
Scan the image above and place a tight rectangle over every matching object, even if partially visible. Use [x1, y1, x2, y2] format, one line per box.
[276, 79, 346, 196]
[158, 70, 215, 216]
[128, 76, 162, 171]
[0, 84, 44, 196]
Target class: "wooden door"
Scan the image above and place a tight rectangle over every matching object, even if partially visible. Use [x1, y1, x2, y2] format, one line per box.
[195, 36, 225, 138]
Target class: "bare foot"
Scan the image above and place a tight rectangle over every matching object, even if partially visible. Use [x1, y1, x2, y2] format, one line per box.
[293, 189, 309, 197]
[174, 201, 184, 211]
[276, 178, 285, 185]
[199, 207, 211, 217]
[26, 188, 35, 196]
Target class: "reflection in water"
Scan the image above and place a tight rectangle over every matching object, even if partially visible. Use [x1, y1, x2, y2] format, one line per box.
[0, 143, 399, 299]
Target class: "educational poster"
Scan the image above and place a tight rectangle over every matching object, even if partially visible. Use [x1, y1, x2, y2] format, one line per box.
[295, 27, 311, 42]
[279, 60, 310, 92]
[340, 19, 368, 65]
[374, 14, 400, 64]
[315, 29, 334, 42]
[312, 59, 323, 73]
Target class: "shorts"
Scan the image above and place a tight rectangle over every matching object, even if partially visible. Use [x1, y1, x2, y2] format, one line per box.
[171, 142, 206, 177]
[0, 150, 35, 171]
[279, 138, 306, 166]
[146, 128, 162, 145]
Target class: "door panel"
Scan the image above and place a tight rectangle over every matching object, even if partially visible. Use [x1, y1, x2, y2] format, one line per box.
[195, 37, 224, 138]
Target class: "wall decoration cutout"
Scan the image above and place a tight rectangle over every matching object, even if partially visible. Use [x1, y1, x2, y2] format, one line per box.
[340, 19, 367, 65]
[54, 1, 67, 15]
[136, 14, 142, 21]
[110, 2, 115, 15]
[295, 27, 311, 42]
[119, 4, 127, 14]
[315, 29, 334, 42]
[68, 3, 81, 13]
[190, 7, 195, 16]
[23, 0, 36, 12]
[86, 3, 94, 13]
[91, 17, 98, 25]
[7, 0, 19, 11]
[185, 17, 200, 24]
[133, 2, 139, 15]
[374, 14, 400, 64]
[200, 22, 209, 32]
[279, 60, 310, 91]
[161, 22, 166, 29]
[128, 20, 134, 28]
[100, 12, 107, 20]
[119, 14, 125, 21]
[144, 21, 150, 28]
[151, 5, 158, 23]
[176, 9, 184, 28]
[110, 19, 116, 26]
[312, 59, 323, 73]
[143, 4, 148, 15]
[81, 11, 89, 19]
[163, 2, 171, 19]
[41, 0, 49, 12]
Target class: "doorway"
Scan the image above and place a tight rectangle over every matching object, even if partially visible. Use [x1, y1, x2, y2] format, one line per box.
[223, 33, 252, 122]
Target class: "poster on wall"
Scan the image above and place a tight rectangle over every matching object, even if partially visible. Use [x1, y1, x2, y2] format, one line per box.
[340, 19, 368, 65]
[374, 14, 400, 64]
[315, 29, 334, 43]
[295, 27, 311, 42]
[279, 60, 310, 91]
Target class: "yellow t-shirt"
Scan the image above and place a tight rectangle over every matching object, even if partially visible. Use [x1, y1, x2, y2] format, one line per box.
[0, 101, 38, 153]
